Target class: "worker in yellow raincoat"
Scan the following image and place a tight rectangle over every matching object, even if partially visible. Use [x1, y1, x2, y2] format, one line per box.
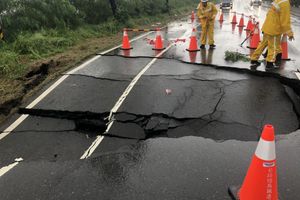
[250, 0, 294, 69]
[197, 0, 218, 49]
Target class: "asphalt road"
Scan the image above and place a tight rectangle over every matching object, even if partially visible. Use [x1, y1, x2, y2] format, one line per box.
[0, 0, 300, 199]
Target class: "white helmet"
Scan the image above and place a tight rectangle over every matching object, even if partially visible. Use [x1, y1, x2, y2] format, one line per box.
[201, 0, 208, 2]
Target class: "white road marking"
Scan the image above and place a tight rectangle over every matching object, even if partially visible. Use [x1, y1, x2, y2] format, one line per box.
[80, 27, 194, 159]
[0, 158, 23, 177]
[295, 72, 300, 80]
[0, 31, 153, 142]
[80, 44, 175, 159]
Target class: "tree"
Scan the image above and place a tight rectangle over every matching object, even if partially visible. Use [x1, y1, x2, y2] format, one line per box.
[108, 0, 117, 17]
[165, 0, 170, 13]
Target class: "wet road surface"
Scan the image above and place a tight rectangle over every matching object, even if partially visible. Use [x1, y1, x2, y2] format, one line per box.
[0, 0, 300, 199]
[105, 0, 300, 79]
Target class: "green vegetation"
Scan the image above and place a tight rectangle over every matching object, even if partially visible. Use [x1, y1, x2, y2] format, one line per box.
[225, 51, 251, 62]
[0, 0, 200, 78]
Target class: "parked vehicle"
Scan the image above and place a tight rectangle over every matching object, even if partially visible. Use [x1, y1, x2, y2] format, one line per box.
[220, 0, 233, 9]
[250, 0, 262, 6]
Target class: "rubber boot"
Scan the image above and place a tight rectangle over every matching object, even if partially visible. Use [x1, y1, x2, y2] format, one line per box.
[266, 62, 275, 69]
[250, 60, 261, 67]
[210, 44, 216, 49]
[275, 53, 282, 66]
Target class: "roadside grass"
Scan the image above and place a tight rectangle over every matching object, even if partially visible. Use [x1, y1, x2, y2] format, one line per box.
[0, 5, 196, 124]
[0, 6, 195, 79]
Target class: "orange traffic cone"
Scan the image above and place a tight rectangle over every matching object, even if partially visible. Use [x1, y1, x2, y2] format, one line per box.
[121, 29, 132, 50]
[186, 28, 200, 52]
[238, 14, 245, 27]
[229, 124, 278, 200]
[247, 23, 260, 49]
[250, 18, 256, 31]
[153, 28, 165, 51]
[281, 34, 290, 60]
[245, 16, 253, 31]
[191, 11, 195, 22]
[219, 12, 224, 22]
[231, 12, 237, 24]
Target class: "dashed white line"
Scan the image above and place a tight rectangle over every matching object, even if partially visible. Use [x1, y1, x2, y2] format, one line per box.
[0, 158, 23, 177]
[80, 44, 175, 159]
[0, 31, 153, 142]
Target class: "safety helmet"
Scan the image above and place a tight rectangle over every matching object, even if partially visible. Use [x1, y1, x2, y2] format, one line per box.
[201, 0, 208, 2]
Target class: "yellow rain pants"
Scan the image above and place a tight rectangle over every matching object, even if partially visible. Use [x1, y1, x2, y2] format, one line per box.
[251, 34, 281, 62]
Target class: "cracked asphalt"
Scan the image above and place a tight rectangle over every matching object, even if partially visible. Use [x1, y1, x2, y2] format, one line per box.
[0, 0, 300, 199]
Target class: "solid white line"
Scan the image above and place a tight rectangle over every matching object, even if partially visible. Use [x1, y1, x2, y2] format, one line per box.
[80, 44, 175, 159]
[295, 72, 300, 80]
[0, 31, 154, 142]
[0, 115, 29, 141]
[0, 158, 23, 178]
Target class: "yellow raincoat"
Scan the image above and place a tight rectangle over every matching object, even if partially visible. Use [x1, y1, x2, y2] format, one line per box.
[262, 0, 293, 37]
[197, 2, 218, 45]
[251, 0, 293, 63]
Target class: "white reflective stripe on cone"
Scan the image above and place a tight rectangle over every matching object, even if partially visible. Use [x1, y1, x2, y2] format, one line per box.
[255, 138, 276, 161]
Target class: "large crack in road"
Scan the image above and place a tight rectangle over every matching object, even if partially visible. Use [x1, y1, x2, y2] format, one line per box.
[17, 66, 300, 143]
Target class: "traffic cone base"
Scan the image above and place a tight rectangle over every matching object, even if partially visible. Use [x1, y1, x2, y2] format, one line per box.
[246, 46, 257, 49]
[153, 47, 166, 50]
[186, 48, 201, 52]
[121, 47, 133, 50]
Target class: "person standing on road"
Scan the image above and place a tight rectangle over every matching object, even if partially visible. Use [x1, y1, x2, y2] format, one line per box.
[197, 0, 218, 49]
[250, 0, 294, 69]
